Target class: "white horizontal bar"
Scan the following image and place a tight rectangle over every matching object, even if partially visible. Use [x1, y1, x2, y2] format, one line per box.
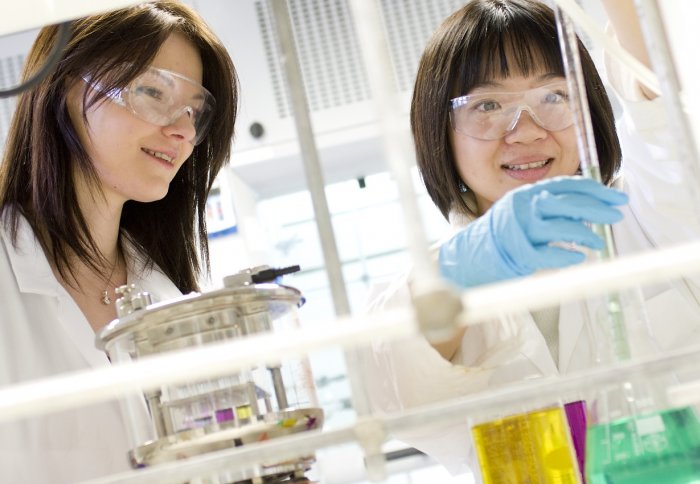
[0, 308, 416, 423]
[1, 241, 700, 422]
[0, 0, 142, 35]
[82, 426, 359, 484]
[80, 343, 700, 483]
[667, 379, 700, 407]
[461, 240, 700, 324]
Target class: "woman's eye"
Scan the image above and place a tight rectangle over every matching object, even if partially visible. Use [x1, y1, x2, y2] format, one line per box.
[135, 85, 164, 100]
[475, 100, 501, 113]
[543, 90, 567, 104]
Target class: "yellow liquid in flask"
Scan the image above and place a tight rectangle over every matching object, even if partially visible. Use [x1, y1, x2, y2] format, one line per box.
[472, 406, 580, 484]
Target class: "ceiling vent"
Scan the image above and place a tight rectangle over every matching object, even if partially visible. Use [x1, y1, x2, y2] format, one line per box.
[253, 0, 461, 118]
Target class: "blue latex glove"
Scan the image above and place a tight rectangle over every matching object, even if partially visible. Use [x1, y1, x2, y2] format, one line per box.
[439, 176, 629, 288]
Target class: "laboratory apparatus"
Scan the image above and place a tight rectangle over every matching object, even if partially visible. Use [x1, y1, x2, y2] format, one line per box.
[585, 374, 700, 484]
[551, 3, 700, 483]
[96, 266, 322, 483]
[471, 402, 583, 484]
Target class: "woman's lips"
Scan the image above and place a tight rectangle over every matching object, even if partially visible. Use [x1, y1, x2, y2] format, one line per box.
[501, 158, 553, 182]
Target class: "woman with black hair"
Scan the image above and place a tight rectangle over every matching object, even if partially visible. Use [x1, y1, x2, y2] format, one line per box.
[366, 0, 700, 475]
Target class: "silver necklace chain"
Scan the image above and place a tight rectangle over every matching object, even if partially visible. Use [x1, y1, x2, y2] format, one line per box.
[100, 254, 120, 305]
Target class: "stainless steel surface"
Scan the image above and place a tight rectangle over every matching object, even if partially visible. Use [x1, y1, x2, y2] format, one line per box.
[268, 365, 289, 410]
[146, 390, 168, 440]
[97, 283, 302, 353]
[116, 284, 153, 318]
[95, 280, 319, 482]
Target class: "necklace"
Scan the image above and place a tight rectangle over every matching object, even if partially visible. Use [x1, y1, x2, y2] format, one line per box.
[100, 254, 120, 305]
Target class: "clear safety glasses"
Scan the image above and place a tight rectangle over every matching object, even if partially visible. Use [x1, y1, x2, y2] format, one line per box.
[449, 81, 574, 140]
[83, 65, 215, 146]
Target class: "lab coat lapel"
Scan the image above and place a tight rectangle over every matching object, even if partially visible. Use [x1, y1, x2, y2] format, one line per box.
[6, 216, 110, 368]
[5, 216, 58, 298]
[55, 287, 112, 368]
[518, 312, 559, 377]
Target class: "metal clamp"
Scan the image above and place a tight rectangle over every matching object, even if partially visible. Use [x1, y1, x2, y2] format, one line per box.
[223, 265, 301, 288]
[115, 284, 153, 318]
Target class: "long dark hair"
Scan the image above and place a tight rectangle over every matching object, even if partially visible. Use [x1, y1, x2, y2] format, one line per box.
[0, 0, 238, 292]
[411, 0, 620, 219]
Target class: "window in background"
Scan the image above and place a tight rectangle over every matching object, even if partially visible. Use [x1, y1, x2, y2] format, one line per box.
[255, 168, 449, 430]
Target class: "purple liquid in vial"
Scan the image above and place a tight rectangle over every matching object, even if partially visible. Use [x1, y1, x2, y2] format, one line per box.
[565, 400, 587, 483]
[216, 408, 235, 423]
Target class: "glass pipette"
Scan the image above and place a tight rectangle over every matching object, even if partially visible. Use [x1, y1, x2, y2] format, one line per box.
[554, 6, 633, 362]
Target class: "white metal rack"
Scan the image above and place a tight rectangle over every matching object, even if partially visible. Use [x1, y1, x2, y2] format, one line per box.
[2, 0, 700, 483]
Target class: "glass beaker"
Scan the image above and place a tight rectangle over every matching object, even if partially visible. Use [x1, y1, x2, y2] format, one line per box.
[585, 377, 700, 484]
[471, 403, 582, 484]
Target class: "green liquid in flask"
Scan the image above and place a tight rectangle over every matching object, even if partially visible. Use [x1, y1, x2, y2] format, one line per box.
[586, 406, 700, 484]
[472, 406, 580, 484]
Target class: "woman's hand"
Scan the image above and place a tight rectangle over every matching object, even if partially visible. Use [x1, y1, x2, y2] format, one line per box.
[439, 176, 628, 288]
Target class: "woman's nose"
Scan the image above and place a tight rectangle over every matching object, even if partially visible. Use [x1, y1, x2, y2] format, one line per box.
[504, 107, 547, 144]
[162, 108, 197, 144]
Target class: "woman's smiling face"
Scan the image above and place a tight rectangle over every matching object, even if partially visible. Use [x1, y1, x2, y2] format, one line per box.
[67, 32, 203, 207]
[449, 73, 580, 215]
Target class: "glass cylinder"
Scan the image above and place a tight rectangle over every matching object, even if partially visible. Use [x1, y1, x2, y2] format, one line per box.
[470, 402, 582, 484]
[580, 280, 699, 482]
[97, 282, 323, 480]
[585, 375, 700, 484]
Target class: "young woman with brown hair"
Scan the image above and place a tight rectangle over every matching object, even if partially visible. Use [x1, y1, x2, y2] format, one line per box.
[0, 2, 238, 481]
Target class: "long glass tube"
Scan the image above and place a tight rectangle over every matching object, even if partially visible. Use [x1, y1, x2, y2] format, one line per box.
[554, 7, 700, 483]
[554, 6, 633, 362]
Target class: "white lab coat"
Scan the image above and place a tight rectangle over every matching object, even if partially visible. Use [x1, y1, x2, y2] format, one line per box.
[0, 212, 182, 483]
[363, 91, 700, 474]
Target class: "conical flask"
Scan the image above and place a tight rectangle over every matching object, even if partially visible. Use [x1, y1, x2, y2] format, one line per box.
[585, 376, 700, 483]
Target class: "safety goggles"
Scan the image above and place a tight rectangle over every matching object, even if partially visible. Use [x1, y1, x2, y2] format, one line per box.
[83, 65, 215, 145]
[449, 81, 573, 140]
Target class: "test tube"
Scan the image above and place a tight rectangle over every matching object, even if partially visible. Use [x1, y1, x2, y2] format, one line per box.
[554, 6, 632, 362]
